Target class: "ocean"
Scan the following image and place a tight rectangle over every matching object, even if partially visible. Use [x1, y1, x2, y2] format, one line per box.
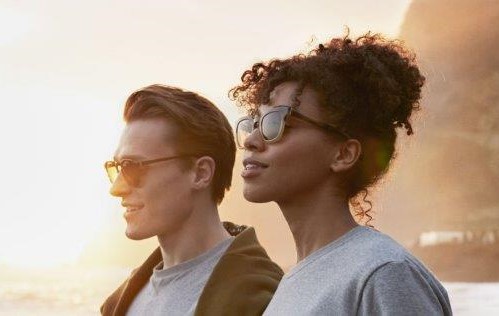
[0, 268, 498, 315]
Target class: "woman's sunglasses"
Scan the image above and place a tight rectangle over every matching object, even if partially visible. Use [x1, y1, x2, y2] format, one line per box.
[104, 155, 190, 187]
[235, 105, 350, 148]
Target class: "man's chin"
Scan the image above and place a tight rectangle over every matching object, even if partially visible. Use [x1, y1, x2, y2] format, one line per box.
[125, 229, 153, 240]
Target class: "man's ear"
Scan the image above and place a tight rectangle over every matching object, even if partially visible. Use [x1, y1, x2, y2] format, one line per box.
[191, 156, 216, 190]
[330, 139, 362, 173]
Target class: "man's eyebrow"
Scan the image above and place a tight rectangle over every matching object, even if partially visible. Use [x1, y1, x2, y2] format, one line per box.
[113, 154, 145, 161]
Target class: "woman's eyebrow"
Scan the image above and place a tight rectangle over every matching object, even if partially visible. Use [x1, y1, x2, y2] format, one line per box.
[257, 105, 272, 116]
[268, 90, 276, 105]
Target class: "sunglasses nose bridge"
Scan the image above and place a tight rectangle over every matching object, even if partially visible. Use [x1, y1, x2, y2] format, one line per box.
[242, 118, 266, 150]
[252, 119, 259, 130]
[246, 117, 263, 139]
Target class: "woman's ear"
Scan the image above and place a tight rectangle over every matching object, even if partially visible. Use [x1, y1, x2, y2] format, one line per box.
[191, 156, 216, 190]
[330, 139, 362, 173]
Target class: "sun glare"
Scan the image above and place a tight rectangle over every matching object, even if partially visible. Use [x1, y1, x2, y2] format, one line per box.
[1, 235, 86, 269]
[0, 8, 34, 45]
[0, 0, 413, 270]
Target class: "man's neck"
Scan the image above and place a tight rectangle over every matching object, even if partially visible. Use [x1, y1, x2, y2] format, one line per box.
[157, 202, 230, 269]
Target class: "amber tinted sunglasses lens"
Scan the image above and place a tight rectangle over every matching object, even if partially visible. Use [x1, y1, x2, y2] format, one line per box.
[121, 160, 142, 186]
[104, 161, 117, 183]
[104, 160, 142, 186]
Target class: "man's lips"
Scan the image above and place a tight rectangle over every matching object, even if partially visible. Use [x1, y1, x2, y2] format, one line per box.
[122, 203, 144, 213]
[242, 158, 268, 178]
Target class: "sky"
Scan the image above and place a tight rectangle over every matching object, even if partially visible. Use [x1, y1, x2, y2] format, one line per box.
[0, 0, 412, 268]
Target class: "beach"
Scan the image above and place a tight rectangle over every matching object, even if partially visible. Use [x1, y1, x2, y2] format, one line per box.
[0, 267, 498, 315]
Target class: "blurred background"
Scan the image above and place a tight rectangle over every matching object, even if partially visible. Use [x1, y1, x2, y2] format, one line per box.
[0, 0, 498, 315]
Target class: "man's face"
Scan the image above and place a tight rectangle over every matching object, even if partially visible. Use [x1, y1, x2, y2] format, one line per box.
[110, 118, 194, 240]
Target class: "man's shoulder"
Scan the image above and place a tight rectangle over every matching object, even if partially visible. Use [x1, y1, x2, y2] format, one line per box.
[101, 223, 283, 316]
[221, 221, 282, 269]
[220, 222, 283, 279]
[194, 223, 284, 316]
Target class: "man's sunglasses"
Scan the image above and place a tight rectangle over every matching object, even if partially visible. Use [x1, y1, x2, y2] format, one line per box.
[104, 155, 190, 187]
[235, 105, 350, 148]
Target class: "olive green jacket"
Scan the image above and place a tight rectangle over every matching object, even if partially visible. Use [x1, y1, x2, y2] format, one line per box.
[101, 223, 283, 316]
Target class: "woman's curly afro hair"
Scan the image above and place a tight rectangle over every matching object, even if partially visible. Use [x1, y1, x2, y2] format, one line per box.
[230, 32, 425, 226]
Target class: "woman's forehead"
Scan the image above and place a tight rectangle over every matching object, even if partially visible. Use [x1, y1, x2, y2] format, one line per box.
[269, 82, 300, 105]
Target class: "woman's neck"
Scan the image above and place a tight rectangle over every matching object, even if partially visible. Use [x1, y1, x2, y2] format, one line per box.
[278, 190, 358, 262]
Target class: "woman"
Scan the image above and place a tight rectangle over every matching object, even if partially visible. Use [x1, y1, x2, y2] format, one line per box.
[230, 33, 452, 315]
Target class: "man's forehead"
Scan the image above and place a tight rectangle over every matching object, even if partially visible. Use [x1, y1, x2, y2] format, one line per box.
[113, 119, 177, 160]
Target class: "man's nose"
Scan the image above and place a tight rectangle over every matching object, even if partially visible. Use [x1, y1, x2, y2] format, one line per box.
[109, 173, 131, 197]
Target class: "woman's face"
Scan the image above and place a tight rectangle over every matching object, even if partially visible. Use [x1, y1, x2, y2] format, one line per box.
[241, 81, 340, 204]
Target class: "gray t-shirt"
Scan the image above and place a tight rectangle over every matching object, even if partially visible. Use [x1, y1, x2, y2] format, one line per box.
[126, 237, 234, 316]
[264, 226, 452, 316]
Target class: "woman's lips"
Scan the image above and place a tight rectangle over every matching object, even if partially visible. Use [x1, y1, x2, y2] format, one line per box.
[242, 158, 268, 178]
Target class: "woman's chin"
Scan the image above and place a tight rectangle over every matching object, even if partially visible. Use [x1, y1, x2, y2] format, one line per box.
[243, 187, 273, 203]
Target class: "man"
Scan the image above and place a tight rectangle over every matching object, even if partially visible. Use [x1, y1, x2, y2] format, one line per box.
[101, 85, 283, 316]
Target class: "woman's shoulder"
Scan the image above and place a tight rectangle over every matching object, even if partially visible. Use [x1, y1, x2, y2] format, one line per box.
[358, 253, 451, 315]
[345, 227, 445, 288]
[353, 227, 412, 259]
[313, 226, 424, 276]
